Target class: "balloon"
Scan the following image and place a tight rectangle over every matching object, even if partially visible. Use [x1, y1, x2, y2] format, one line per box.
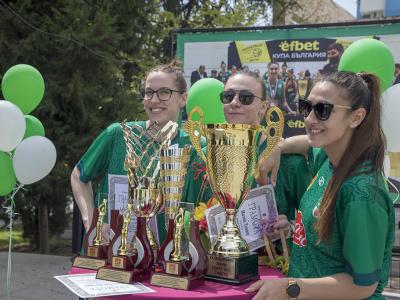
[0, 152, 16, 196]
[338, 38, 394, 92]
[383, 154, 391, 178]
[23, 115, 45, 139]
[0, 100, 26, 152]
[1, 64, 45, 114]
[381, 84, 400, 152]
[13, 136, 57, 185]
[186, 78, 226, 124]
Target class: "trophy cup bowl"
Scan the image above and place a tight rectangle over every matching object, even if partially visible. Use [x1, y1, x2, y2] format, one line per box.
[190, 123, 261, 256]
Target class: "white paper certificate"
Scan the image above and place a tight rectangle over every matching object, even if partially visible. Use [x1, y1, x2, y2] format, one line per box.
[108, 174, 159, 244]
[205, 185, 278, 251]
[55, 273, 154, 298]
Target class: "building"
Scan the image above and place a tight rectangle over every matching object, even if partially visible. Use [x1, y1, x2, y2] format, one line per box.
[357, 0, 400, 18]
[283, 0, 355, 25]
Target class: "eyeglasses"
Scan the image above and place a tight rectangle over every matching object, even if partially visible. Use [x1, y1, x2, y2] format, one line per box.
[142, 88, 182, 101]
[298, 98, 352, 121]
[220, 90, 264, 106]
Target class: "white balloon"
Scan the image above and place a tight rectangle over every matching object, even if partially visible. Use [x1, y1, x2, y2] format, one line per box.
[383, 154, 391, 177]
[382, 84, 400, 152]
[0, 100, 26, 152]
[13, 136, 57, 184]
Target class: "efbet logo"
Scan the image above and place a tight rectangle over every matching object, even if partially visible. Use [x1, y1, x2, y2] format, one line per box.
[279, 40, 320, 52]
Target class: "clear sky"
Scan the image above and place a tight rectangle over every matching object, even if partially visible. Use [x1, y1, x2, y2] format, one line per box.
[333, 0, 357, 17]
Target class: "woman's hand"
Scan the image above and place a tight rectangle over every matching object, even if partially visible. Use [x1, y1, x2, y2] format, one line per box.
[245, 278, 288, 300]
[262, 214, 291, 240]
[257, 144, 282, 186]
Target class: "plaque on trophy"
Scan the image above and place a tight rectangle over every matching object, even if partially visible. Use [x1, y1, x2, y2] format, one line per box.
[187, 107, 284, 284]
[97, 121, 176, 283]
[73, 197, 109, 270]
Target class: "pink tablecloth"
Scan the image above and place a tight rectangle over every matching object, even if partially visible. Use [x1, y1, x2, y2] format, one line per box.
[69, 266, 284, 299]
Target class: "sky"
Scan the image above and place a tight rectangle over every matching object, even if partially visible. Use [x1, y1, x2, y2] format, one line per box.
[333, 0, 357, 17]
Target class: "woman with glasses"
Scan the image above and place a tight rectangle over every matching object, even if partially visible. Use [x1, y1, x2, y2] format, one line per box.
[247, 71, 394, 300]
[71, 60, 207, 247]
[221, 70, 311, 230]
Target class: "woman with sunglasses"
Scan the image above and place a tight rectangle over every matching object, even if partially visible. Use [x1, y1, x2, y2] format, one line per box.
[247, 71, 394, 300]
[222, 70, 311, 228]
[71, 60, 207, 247]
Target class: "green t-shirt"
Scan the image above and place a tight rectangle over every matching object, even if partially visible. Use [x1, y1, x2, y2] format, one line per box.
[289, 147, 395, 300]
[76, 121, 207, 243]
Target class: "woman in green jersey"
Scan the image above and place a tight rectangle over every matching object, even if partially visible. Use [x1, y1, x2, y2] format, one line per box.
[71, 60, 205, 245]
[247, 71, 394, 300]
[221, 70, 311, 225]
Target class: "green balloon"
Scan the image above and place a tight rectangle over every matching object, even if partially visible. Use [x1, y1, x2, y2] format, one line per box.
[0, 152, 16, 196]
[186, 78, 226, 124]
[338, 38, 394, 92]
[24, 115, 45, 139]
[1, 64, 45, 114]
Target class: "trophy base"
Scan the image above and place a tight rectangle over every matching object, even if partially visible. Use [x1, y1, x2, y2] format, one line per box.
[97, 266, 151, 284]
[165, 260, 186, 276]
[72, 256, 107, 270]
[111, 255, 135, 270]
[87, 245, 108, 259]
[151, 272, 204, 290]
[205, 252, 259, 285]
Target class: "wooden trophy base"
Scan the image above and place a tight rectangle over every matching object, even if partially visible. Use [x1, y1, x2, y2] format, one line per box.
[73, 256, 107, 270]
[151, 272, 204, 290]
[96, 255, 151, 283]
[205, 252, 259, 285]
[73, 245, 108, 270]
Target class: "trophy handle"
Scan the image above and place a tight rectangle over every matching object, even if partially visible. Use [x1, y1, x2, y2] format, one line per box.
[254, 106, 285, 180]
[187, 107, 206, 163]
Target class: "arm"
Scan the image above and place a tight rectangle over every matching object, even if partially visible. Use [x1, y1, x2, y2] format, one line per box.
[257, 135, 309, 186]
[246, 273, 377, 300]
[71, 166, 94, 232]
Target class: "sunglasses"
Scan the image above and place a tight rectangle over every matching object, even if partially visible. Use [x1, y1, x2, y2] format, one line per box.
[298, 98, 352, 121]
[220, 90, 263, 105]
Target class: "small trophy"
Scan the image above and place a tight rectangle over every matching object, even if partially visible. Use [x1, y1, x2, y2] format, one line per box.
[151, 204, 207, 290]
[97, 121, 175, 283]
[156, 146, 191, 270]
[73, 198, 108, 270]
[187, 107, 284, 284]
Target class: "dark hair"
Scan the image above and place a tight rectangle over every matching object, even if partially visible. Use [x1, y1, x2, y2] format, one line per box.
[305, 70, 311, 77]
[328, 42, 344, 54]
[282, 62, 287, 67]
[145, 59, 187, 92]
[211, 69, 218, 74]
[315, 71, 385, 241]
[227, 70, 267, 101]
[395, 63, 400, 69]
[267, 61, 279, 68]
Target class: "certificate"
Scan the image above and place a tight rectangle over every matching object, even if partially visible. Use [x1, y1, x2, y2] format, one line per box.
[55, 273, 154, 298]
[205, 185, 278, 251]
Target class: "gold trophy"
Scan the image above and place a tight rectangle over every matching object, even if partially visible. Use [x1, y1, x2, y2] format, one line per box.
[151, 146, 206, 289]
[97, 120, 176, 283]
[187, 107, 284, 284]
[73, 198, 108, 270]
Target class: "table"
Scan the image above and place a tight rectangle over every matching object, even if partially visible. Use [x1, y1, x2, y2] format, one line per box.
[69, 267, 284, 299]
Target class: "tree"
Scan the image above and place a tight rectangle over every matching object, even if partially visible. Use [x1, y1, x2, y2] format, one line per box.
[0, 0, 160, 252]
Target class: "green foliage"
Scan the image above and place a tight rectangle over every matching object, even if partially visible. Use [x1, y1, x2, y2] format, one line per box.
[0, 0, 159, 247]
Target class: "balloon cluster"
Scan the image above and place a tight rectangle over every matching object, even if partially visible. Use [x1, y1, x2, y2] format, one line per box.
[0, 64, 57, 196]
[339, 38, 399, 175]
